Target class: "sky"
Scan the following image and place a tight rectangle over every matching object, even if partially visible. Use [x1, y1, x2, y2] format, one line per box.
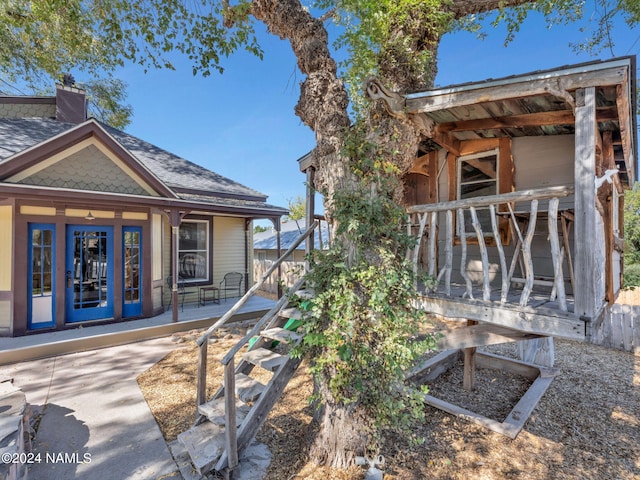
[116, 2, 639, 218]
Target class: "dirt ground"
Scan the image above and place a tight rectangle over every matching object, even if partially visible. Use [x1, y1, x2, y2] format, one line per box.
[138, 316, 639, 480]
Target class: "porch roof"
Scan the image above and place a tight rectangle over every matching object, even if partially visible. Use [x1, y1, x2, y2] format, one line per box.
[367, 56, 637, 185]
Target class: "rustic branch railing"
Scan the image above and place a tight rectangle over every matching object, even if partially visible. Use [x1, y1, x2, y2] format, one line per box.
[407, 186, 575, 309]
[194, 220, 318, 472]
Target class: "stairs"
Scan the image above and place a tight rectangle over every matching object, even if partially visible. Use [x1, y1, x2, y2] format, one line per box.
[177, 296, 306, 478]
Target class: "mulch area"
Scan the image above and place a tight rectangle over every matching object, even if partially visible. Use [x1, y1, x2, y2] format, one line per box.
[138, 311, 639, 479]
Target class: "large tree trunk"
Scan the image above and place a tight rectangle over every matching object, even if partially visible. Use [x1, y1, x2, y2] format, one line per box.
[249, 0, 535, 469]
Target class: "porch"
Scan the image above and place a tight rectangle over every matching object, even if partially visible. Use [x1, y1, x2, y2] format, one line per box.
[408, 186, 590, 341]
[0, 295, 275, 365]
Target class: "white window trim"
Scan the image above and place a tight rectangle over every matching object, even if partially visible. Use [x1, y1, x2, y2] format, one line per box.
[178, 219, 210, 282]
[456, 149, 500, 238]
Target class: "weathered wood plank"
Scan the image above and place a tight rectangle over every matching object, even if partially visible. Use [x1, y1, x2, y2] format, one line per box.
[224, 361, 239, 470]
[436, 324, 545, 351]
[428, 211, 438, 277]
[574, 87, 598, 319]
[503, 375, 556, 433]
[421, 394, 520, 438]
[406, 349, 461, 382]
[476, 351, 552, 381]
[416, 295, 585, 340]
[407, 186, 574, 214]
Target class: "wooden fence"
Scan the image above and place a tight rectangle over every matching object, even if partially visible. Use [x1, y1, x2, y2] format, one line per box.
[253, 260, 305, 294]
[591, 303, 640, 353]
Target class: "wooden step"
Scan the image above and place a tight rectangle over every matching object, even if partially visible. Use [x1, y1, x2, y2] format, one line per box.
[295, 289, 314, 299]
[280, 307, 303, 320]
[198, 397, 250, 427]
[242, 348, 288, 372]
[234, 373, 266, 402]
[260, 327, 302, 345]
[436, 324, 546, 350]
[177, 421, 225, 475]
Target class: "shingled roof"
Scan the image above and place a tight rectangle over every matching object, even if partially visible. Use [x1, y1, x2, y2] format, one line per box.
[0, 116, 286, 215]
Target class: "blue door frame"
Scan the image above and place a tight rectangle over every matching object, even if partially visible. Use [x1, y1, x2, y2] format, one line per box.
[122, 227, 142, 317]
[65, 226, 114, 323]
[28, 224, 56, 330]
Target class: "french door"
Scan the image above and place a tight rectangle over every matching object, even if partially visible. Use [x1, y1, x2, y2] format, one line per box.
[65, 226, 114, 322]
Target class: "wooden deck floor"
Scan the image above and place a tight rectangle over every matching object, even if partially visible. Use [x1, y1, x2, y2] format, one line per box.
[417, 283, 586, 341]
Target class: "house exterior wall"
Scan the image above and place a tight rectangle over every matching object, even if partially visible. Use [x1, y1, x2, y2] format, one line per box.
[214, 217, 248, 290]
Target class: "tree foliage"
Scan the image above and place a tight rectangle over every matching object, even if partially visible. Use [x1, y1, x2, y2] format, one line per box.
[286, 195, 306, 221]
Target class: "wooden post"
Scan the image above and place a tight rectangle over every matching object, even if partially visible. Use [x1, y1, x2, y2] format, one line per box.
[463, 320, 477, 391]
[305, 167, 315, 274]
[197, 340, 208, 406]
[428, 211, 437, 277]
[224, 360, 239, 471]
[470, 206, 491, 301]
[170, 209, 181, 323]
[489, 204, 509, 303]
[458, 209, 474, 299]
[574, 87, 599, 319]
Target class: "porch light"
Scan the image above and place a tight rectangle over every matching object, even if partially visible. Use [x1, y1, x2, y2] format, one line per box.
[85, 211, 95, 220]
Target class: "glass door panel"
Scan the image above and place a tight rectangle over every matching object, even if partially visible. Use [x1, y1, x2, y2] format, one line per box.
[28, 224, 55, 330]
[123, 227, 142, 317]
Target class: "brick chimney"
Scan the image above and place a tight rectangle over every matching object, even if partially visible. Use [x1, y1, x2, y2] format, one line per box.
[55, 84, 87, 124]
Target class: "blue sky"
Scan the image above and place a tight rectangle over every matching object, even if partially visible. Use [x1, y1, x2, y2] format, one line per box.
[119, 3, 639, 216]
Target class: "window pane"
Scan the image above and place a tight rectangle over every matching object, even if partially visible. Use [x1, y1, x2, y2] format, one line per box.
[178, 221, 209, 281]
[460, 181, 497, 199]
[460, 155, 497, 183]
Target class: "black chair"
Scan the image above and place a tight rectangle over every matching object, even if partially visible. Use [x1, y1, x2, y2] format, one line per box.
[219, 272, 243, 300]
[166, 275, 187, 311]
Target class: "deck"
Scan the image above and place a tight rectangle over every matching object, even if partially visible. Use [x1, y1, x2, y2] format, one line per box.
[417, 283, 586, 341]
[0, 295, 276, 365]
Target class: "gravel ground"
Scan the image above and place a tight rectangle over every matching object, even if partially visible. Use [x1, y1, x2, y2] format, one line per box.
[138, 325, 639, 480]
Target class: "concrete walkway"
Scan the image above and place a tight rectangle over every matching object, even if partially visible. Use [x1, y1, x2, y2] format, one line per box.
[0, 338, 184, 480]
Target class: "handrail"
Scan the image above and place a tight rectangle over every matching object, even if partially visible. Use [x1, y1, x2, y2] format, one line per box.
[407, 186, 574, 214]
[221, 275, 307, 365]
[407, 186, 575, 309]
[196, 220, 318, 347]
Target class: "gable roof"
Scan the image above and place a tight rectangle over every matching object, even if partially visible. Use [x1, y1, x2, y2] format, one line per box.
[0, 116, 287, 217]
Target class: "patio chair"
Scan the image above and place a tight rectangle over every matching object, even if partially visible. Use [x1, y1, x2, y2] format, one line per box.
[166, 275, 187, 311]
[219, 272, 243, 300]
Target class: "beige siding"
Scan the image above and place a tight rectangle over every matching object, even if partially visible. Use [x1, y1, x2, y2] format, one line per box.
[214, 217, 246, 286]
[0, 301, 10, 329]
[20, 206, 56, 216]
[152, 214, 163, 282]
[0, 206, 12, 291]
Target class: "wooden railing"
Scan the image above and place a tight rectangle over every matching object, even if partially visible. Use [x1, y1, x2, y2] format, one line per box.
[406, 186, 575, 310]
[194, 220, 318, 472]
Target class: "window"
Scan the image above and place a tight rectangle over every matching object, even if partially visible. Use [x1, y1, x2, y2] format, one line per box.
[457, 150, 499, 236]
[179, 220, 209, 282]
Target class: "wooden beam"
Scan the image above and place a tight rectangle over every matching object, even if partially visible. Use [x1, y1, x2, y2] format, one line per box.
[574, 87, 599, 319]
[406, 65, 628, 114]
[616, 78, 635, 183]
[436, 107, 618, 133]
[406, 349, 461, 382]
[415, 295, 586, 340]
[436, 323, 545, 351]
[463, 320, 477, 391]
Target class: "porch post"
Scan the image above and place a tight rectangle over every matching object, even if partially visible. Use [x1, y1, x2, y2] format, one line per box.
[244, 219, 251, 295]
[574, 87, 598, 320]
[170, 209, 181, 323]
[305, 167, 315, 272]
[274, 217, 282, 299]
